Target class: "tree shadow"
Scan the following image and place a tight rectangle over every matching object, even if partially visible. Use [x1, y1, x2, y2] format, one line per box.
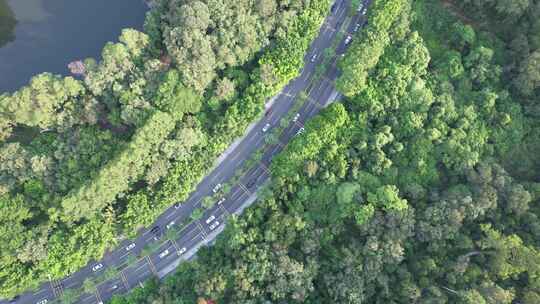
[0, 0, 17, 48]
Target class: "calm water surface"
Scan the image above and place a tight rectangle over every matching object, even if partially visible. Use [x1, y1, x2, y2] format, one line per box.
[0, 0, 148, 93]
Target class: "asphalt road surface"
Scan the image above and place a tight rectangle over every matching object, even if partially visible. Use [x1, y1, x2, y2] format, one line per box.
[3, 1, 372, 303]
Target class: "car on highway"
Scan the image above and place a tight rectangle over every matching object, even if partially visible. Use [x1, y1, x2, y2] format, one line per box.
[217, 197, 226, 205]
[150, 226, 162, 240]
[206, 215, 216, 224]
[125, 243, 136, 251]
[92, 263, 103, 272]
[310, 53, 318, 62]
[212, 183, 222, 193]
[209, 221, 220, 230]
[174, 202, 181, 209]
[295, 127, 305, 136]
[292, 113, 300, 122]
[262, 123, 271, 132]
[111, 284, 118, 291]
[166, 220, 175, 230]
[159, 249, 169, 259]
[247, 179, 256, 188]
[178, 247, 187, 255]
[36, 299, 47, 304]
[345, 35, 352, 45]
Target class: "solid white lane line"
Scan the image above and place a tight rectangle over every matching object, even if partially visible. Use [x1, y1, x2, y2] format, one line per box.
[134, 261, 148, 272]
[35, 288, 48, 296]
[137, 269, 150, 279]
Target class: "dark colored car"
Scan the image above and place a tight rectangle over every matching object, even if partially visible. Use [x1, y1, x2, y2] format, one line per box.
[150, 226, 162, 240]
[247, 180, 256, 188]
[330, 3, 336, 13]
[9, 296, 20, 303]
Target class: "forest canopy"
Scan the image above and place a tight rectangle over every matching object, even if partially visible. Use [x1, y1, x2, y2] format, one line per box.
[0, 0, 331, 298]
[110, 0, 540, 303]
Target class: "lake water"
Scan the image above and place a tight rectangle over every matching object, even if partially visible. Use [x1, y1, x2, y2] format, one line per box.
[0, 0, 148, 93]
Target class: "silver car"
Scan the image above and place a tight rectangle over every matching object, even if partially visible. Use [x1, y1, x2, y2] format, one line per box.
[92, 263, 103, 272]
[159, 249, 169, 259]
[212, 183, 222, 193]
[209, 221, 220, 230]
[206, 215, 216, 224]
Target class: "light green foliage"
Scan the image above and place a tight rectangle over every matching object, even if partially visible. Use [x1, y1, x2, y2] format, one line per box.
[367, 185, 408, 212]
[155, 69, 201, 119]
[121, 192, 155, 236]
[42, 218, 115, 277]
[271, 103, 349, 177]
[61, 111, 176, 222]
[336, 0, 408, 96]
[0, 74, 85, 130]
[110, 1, 540, 303]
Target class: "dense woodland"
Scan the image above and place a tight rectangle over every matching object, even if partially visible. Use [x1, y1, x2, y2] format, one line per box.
[110, 0, 540, 303]
[0, 0, 331, 297]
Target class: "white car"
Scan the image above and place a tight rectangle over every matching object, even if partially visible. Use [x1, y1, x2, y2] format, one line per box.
[209, 221, 220, 230]
[159, 249, 169, 259]
[292, 113, 300, 123]
[362, 7, 367, 15]
[178, 247, 187, 255]
[36, 299, 47, 304]
[166, 221, 175, 229]
[217, 197, 226, 205]
[206, 215, 216, 224]
[262, 123, 271, 132]
[174, 203, 181, 209]
[125, 243, 136, 251]
[296, 127, 305, 136]
[92, 263, 103, 272]
[357, 3, 363, 11]
[111, 284, 118, 291]
[353, 23, 361, 32]
[212, 183, 222, 193]
[345, 35, 352, 45]
[310, 53, 318, 62]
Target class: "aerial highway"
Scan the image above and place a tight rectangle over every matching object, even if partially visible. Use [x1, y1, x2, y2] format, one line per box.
[3, 0, 371, 303]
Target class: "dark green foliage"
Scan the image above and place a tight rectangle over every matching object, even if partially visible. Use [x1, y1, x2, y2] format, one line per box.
[110, 0, 540, 303]
[0, 0, 331, 297]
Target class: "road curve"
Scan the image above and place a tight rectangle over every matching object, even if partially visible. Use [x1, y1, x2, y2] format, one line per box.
[3, 1, 372, 303]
